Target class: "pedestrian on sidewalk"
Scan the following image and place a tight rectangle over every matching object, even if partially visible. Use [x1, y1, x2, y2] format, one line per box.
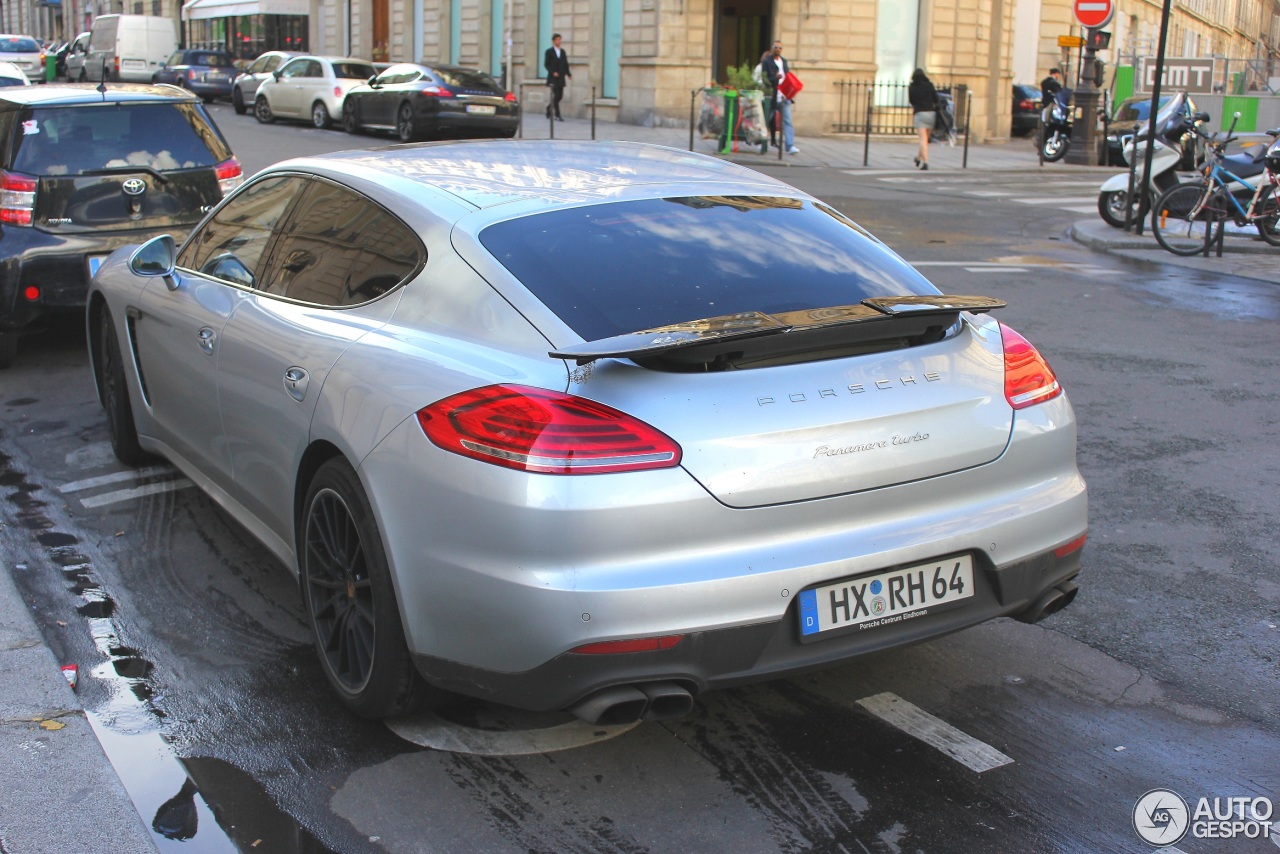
[544, 34, 570, 120]
[761, 40, 798, 155]
[908, 68, 937, 170]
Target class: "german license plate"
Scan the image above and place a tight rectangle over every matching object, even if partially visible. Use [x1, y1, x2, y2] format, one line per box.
[87, 254, 108, 278]
[466, 104, 497, 115]
[798, 554, 974, 638]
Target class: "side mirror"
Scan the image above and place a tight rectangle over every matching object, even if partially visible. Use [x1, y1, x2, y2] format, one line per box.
[129, 234, 179, 290]
[272, 70, 281, 81]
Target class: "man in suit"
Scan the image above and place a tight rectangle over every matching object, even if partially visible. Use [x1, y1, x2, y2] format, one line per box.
[760, 40, 798, 154]
[544, 33, 571, 121]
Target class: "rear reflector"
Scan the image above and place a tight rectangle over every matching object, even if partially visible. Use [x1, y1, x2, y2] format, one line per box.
[570, 635, 684, 655]
[1000, 324, 1062, 409]
[23, 286, 39, 301]
[214, 157, 243, 197]
[417, 384, 682, 474]
[1053, 533, 1087, 558]
[0, 171, 35, 226]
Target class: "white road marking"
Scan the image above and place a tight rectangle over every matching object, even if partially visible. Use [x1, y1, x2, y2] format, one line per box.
[59, 465, 175, 494]
[964, 267, 1028, 273]
[1012, 196, 1097, 206]
[79, 479, 194, 508]
[965, 190, 1017, 197]
[857, 692, 1014, 773]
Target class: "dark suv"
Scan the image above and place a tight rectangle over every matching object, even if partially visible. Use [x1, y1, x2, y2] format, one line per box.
[0, 83, 241, 366]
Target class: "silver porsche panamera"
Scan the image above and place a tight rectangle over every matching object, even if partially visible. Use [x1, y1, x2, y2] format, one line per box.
[86, 140, 1087, 723]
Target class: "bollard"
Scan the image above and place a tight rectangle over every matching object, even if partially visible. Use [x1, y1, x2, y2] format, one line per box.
[962, 90, 972, 168]
[517, 82, 524, 138]
[549, 98, 555, 139]
[591, 85, 596, 140]
[862, 87, 872, 167]
[689, 89, 698, 151]
[777, 103, 783, 162]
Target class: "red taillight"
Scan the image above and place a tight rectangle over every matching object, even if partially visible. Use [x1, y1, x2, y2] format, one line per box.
[570, 635, 684, 655]
[1018, 98, 1036, 110]
[1001, 324, 1062, 409]
[187, 69, 197, 80]
[23, 285, 39, 301]
[1053, 533, 1087, 558]
[333, 86, 342, 98]
[417, 85, 452, 98]
[214, 157, 243, 197]
[504, 91, 517, 102]
[417, 384, 682, 475]
[1, 171, 36, 226]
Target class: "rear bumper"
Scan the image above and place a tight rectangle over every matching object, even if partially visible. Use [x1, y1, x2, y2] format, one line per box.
[413, 102, 520, 137]
[189, 80, 233, 99]
[0, 225, 191, 331]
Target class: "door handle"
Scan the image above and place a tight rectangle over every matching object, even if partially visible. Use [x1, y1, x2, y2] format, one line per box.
[197, 326, 216, 355]
[284, 367, 308, 402]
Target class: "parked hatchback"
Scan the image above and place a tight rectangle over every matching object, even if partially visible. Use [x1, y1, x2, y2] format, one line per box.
[254, 55, 375, 129]
[152, 49, 236, 102]
[231, 49, 296, 114]
[343, 62, 519, 141]
[0, 35, 44, 83]
[0, 84, 242, 367]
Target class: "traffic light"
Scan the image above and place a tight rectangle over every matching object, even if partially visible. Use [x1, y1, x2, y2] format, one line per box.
[1086, 29, 1111, 51]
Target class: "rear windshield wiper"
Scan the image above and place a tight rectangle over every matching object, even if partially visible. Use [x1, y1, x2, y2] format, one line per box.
[78, 165, 171, 185]
[549, 295, 1006, 365]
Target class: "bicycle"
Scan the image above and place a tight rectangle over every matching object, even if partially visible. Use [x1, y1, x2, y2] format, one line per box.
[1149, 124, 1280, 256]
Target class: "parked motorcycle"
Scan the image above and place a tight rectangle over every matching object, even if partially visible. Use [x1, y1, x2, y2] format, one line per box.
[1040, 88, 1072, 162]
[1097, 92, 1204, 228]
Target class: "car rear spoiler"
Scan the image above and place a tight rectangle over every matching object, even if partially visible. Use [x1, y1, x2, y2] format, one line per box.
[549, 295, 1006, 365]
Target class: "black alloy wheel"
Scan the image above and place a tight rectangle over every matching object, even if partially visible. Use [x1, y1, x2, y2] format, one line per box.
[232, 86, 246, 114]
[396, 103, 415, 142]
[300, 459, 434, 718]
[342, 103, 362, 134]
[98, 308, 149, 465]
[254, 94, 275, 124]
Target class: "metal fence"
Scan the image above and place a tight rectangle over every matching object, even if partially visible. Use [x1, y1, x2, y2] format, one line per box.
[832, 80, 968, 135]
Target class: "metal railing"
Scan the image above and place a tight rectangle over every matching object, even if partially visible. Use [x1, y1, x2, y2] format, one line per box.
[832, 80, 968, 136]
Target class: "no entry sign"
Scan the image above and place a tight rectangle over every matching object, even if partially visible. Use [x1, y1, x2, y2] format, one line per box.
[1074, 0, 1114, 28]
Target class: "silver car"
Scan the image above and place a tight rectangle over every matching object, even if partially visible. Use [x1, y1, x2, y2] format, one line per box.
[0, 34, 44, 82]
[254, 54, 375, 129]
[231, 49, 296, 115]
[86, 141, 1087, 723]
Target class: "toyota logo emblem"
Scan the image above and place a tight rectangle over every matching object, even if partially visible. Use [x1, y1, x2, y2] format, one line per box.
[121, 178, 146, 196]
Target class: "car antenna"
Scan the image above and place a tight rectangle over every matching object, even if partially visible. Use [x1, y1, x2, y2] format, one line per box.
[97, 58, 108, 96]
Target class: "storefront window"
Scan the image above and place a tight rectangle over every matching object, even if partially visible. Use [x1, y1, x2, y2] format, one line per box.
[187, 15, 307, 59]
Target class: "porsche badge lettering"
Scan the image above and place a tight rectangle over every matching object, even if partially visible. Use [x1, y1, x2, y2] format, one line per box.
[758, 372, 942, 406]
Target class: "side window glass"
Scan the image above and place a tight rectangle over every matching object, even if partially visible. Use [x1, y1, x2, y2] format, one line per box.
[306, 60, 323, 78]
[248, 56, 266, 74]
[263, 55, 280, 73]
[167, 51, 183, 66]
[279, 60, 302, 79]
[177, 176, 304, 287]
[258, 181, 422, 307]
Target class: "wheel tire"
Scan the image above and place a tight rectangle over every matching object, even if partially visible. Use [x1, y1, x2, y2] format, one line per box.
[311, 100, 330, 130]
[0, 330, 18, 369]
[300, 459, 435, 718]
[254, 95, 275, 124]
[396, 103, 415, 142]
[1097, 189, 1149, 229]
[1042, 133, 1068, 162]
[342, 103, 362, 134]
[1151, 183, 1225, 257]
[232, 87, 246, 114]
[1255, 185, 1280, 247]
[98, 308, 150, 465]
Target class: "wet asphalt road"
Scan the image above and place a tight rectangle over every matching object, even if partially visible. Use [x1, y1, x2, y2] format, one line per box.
[2, 111, 1279, 853]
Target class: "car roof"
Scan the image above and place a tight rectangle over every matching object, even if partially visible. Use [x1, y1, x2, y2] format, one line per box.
[0, 82, 199, 106]
[276, 139, 794, 211]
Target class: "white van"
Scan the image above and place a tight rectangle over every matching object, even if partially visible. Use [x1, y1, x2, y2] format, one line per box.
[84, 15, 177, 83]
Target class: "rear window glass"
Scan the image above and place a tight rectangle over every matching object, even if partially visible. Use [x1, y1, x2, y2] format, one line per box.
[9, 103, 231, 176]
[190, 52, 232, 66]
[479, 196, 937, 342]
[0, 37, 40, 53]
[332, 62, 375, 80]
[434, 67, 499, 90]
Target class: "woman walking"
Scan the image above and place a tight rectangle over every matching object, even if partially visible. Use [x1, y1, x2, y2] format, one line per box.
[908, 68, 938, 170]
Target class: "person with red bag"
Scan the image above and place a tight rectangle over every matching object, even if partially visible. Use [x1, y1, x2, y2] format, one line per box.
[761, 40, 800, 155]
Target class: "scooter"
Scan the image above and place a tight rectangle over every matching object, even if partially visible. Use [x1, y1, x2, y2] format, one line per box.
[1040, 88, 1072, 162]
[1097, 92, 1202, 228]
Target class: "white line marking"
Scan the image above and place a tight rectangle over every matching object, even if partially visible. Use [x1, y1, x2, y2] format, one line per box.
[964, 267, 1028, 273]
[1013, 196, 1097, 206]
[965, 190, 1017, 197]
[857, 692, 1014, 773]
[59, 466, 175, 494]
[80, 479, 194, 508]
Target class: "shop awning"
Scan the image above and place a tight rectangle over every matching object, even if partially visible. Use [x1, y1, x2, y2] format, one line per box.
[181, 0, 308, 20]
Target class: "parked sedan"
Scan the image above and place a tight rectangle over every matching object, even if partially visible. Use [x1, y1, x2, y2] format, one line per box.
[1011, 83, 1040, 136]
[152, 49, 236, 102]
[0, 35, 44, 82]
[343, 62, 518, 141]
[231, 49, 296, 114]
[86, 140, 1086, 722]
[254, 54, 376, 129]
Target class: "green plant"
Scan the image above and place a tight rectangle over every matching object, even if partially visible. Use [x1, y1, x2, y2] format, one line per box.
[724, 62, 759, 91]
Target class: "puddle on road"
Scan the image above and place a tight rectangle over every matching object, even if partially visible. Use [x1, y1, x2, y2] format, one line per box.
[1, 445, 335, 853]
